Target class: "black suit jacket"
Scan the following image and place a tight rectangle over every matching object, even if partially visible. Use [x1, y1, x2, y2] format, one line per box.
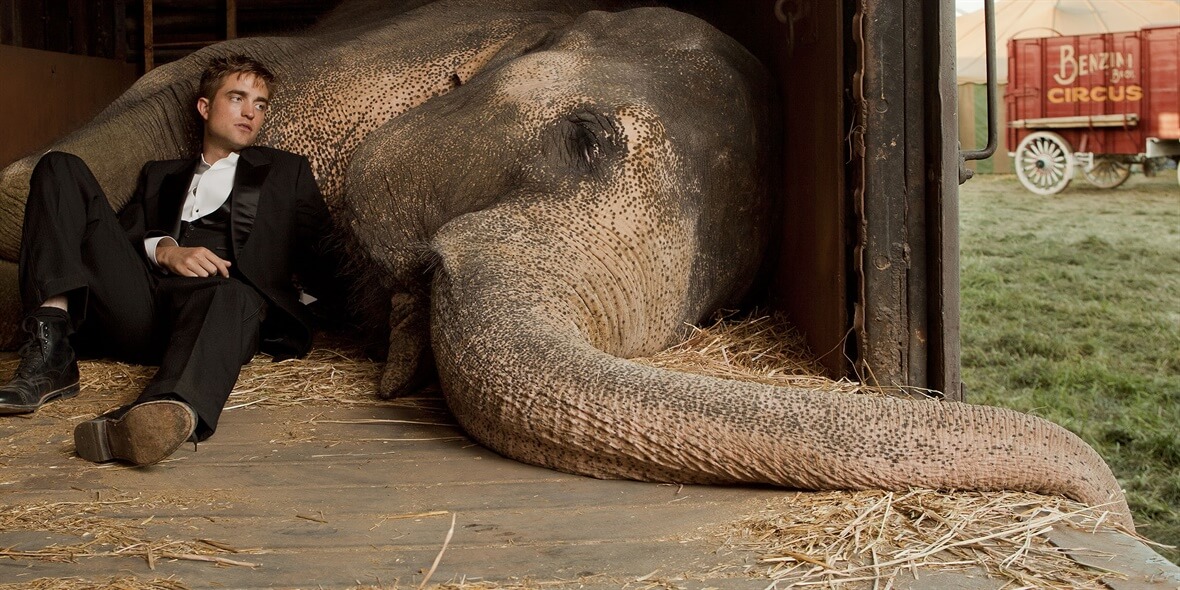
[117, 146, 338, 358]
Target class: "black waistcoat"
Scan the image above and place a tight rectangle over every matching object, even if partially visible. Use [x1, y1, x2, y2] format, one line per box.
[177, 193, 234, 264]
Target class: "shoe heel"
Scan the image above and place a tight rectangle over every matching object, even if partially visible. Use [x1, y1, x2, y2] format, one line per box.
[73, 419, 114, 463]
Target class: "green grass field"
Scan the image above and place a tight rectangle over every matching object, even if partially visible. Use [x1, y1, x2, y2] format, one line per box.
[959, 171, 1179, 563]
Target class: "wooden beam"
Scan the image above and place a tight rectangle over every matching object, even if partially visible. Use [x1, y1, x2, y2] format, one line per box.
[226, 0, 237, 39]
[1009, 114, 1140, 129]
[115, 0, 127, 60]
[143, 0, 153, 72]
[69, 0, 87, 55]
[0, 0, 15, 46]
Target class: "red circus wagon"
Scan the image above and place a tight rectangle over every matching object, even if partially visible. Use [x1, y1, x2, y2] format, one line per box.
[1006, 24, 1180, 194]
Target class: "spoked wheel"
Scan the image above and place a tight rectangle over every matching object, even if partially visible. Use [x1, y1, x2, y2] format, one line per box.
[1015, 131, 1075, 195]
[1083, 156, 1132, 189]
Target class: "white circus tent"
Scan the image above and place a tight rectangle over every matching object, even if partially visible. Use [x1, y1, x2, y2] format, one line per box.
[956, 0, 1180, 83]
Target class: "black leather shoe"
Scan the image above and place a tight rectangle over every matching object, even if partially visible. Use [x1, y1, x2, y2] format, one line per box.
[73, 400, 197, 466]
[0, 312, 80, 414]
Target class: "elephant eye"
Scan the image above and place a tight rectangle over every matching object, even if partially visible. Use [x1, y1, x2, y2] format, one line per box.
[562, 111, 621, 174]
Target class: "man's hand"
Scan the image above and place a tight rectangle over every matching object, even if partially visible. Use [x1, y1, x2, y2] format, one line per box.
[156, 243, 232, 277]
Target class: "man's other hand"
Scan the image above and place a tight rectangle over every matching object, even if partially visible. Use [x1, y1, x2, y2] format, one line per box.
[156, 243, 232, 277]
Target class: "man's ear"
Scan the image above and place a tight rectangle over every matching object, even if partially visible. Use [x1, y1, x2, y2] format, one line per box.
[196, 97, 210, 121]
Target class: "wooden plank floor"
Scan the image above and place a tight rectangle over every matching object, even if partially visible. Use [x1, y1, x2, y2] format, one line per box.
[1, 360, 1176, 589]
[0, 396, 782, 589]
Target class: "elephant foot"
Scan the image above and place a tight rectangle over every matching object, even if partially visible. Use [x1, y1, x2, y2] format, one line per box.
[377, 291, 434, 398]
[379, 354, 436, 398]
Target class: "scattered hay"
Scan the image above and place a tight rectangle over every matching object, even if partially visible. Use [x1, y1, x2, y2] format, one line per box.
[350, 575, 614, 590]
[429, 579, 607, 589]
[70, 335, 392, 409]
[0, 578, 188, 590]
[227, 340, 387, 408]
[0, 334, 417, 416]
[0, 493, 264, 570]
[720, 489, 1140, 589]
[635, 311, 838, 385]
[632, 311, 931, 399]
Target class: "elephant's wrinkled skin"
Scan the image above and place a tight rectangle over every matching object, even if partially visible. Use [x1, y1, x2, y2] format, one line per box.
[0, 0, 1132, 528]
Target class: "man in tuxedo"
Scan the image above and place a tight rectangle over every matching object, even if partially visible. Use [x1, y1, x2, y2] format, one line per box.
[0, 54, 339, 466]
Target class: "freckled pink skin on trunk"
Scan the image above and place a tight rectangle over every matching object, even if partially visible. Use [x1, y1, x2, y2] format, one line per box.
[0, 0, 1133, 530]
[427, 206, 1132, 531]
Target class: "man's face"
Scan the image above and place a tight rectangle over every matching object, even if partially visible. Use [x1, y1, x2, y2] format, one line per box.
[197, 72, 270, 157]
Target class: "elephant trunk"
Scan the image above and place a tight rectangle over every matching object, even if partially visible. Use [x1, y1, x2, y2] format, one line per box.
[428, 211, 1133, 530]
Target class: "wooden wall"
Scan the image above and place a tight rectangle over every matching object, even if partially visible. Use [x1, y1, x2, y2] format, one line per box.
[669, 0, 851, 378]
[0, 0, 126, 58]
[0, 45, 137, 168]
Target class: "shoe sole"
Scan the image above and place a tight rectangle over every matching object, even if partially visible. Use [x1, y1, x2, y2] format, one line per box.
[74, 401, 196, 466]
[0, 382, 80, 415]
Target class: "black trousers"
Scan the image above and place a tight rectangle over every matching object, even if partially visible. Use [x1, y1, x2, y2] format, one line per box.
[18, 152, 265, 439]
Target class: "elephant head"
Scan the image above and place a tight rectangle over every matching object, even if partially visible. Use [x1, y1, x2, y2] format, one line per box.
[339, 5, 772, 394]
[0, 0, 1133, 530]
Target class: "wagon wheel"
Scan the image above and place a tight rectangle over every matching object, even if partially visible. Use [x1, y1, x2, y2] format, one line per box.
[1082, 156, 1131, 189]
[1015, 131, 1075, 195]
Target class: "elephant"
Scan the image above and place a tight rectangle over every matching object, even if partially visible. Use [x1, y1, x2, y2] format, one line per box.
[0, 0, 1134, 529]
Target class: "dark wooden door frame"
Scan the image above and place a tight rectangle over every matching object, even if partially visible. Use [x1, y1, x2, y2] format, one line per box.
[852, 0, 961, 400]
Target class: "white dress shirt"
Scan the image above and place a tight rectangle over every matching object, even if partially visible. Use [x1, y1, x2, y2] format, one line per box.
[145, 152, 240, 266]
